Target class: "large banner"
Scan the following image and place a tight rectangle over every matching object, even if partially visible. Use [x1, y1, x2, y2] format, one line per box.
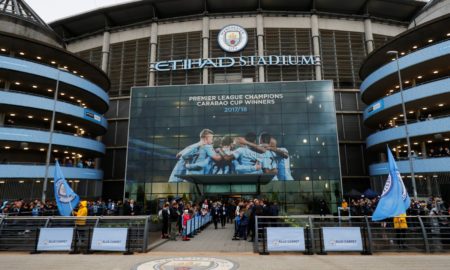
[127, 82, 341, 188]
[37, 228, 74, 251]
[90, 228, 128, 251]
[266, 227, 305, 251]
[322, 227, 363, 252]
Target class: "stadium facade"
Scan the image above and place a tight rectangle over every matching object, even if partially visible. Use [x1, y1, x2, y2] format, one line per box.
[361, 0, 450, 201]
[4, 0, 442, 213]
[47, 0, 431, 214]
[0, 0, 109, 199]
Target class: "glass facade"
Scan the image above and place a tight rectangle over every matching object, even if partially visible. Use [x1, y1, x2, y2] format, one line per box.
[126, 81, 341, 214]
[74, 31, 394, 201]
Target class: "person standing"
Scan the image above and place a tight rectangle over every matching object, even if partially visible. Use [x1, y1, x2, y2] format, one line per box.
[182, 209, 191, 241]
[393, 213, 408, 249]
[161, 202, 170, 239]
[319, 199, 329, 217]
[169, 201, 180, 240]
[73, 201, 88, 226]
[220, 203, 228, 228]
[124, 199, 140, 216]
[211, 203, 221, 229]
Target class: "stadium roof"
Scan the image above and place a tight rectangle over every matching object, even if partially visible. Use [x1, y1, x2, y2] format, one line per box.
[50, 0, 427, 40]
[0, 0, 51, 30]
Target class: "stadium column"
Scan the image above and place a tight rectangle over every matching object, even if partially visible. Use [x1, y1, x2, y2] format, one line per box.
[256, 14, 265, 82]
[364, 17, 374, 53]
[310, 14, 322, 80]
[149, 22, 158, 86]
[94, 30, 111, 170]
[202, 16, 210, 84]
[101, 31, 111, 71]
[0, 67, 11, 126]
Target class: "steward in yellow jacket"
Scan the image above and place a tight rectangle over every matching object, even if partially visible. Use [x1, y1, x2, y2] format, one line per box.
[73, 201, 88, 226]
[393, 213, 408, 248]
[393, 213, 408, 229]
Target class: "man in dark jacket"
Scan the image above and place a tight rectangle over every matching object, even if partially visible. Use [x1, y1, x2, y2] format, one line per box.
[161, 202, 170, 239]
[124, 199, 141, 216]
[211, 203, 221, 229]
[169, 201, 180, 240]
[220, 203, 228, 228]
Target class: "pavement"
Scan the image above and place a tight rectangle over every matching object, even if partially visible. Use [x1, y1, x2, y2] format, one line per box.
[1, 222, 449, 270]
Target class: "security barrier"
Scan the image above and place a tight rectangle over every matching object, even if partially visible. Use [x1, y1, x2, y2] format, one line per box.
[0, 216, 150, 253]
[255, 215, 450, 254]
[186, 213, 212, 238]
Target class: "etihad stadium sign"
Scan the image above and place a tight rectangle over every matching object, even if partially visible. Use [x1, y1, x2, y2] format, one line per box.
[151, 24, 320, 71]
[151, 55, 321, 71]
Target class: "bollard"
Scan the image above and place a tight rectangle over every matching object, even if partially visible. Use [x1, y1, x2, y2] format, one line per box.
[259, 227, 270, 255]
[360, 225, 371, 255]
[304, 225, 313, 255]
[317, 228, 327, 255]
[69, 227, 80, 254]
[30, 228, 41, 254]
[123, 227, 134, 255]
[84, 227, 93, 254]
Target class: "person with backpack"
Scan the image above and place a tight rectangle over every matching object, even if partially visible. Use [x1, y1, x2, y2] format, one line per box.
[160, 202, 170, 239]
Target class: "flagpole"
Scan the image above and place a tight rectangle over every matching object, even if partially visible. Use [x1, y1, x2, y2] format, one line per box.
[386, 51, 417, 200]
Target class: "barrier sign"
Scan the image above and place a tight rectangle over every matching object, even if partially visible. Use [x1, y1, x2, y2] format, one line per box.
[366, 100, 384, 116]
[37, 228, 74, 251]
[90, 228, 128, 251]
[267, 227, 305, 251]
[322, 227, 363, 251]
[84, 109, 102, 123]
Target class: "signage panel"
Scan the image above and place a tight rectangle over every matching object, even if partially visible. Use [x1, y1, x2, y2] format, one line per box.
[366, 100, 384, 116]
[84, 109, 102, 123]
[90, 228, 128, 251]
[322, 227, 363, 251]
[37, 228, 74, 251]
[267, 227, 305, 251]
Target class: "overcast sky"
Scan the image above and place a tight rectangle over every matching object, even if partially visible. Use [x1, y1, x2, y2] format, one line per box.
[25, 0, 135, 23]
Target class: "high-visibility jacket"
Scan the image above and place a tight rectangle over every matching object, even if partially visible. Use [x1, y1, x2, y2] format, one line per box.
[74, 201, 88, 226]
[341, 201, 348, 210]
[393, 213, 408, 229]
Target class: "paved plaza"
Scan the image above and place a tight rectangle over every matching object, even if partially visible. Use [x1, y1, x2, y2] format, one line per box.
[1, 224, 450, 270]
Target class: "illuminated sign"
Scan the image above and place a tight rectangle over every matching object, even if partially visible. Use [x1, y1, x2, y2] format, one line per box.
[151, 55, 321, 71]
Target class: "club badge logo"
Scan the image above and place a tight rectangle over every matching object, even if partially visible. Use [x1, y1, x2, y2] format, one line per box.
[218, 25, 248, 53]
[135, 257, 238, 270]
[55, 178, 77, 203]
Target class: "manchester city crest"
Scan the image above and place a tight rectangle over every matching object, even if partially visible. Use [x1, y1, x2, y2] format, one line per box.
[135, 257, 238, 270]
[218, 25, 248, 52]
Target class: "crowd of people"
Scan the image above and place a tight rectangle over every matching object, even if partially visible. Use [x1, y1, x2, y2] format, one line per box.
[158, 198, 280, 241]
[0, 198, 141, 216]
[60, 158, 96, 168]
[340, 196, 449, 216]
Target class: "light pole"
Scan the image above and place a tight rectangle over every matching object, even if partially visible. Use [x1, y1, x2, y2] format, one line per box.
[387, 50, 418, 200]
[41, 66, 66, 202]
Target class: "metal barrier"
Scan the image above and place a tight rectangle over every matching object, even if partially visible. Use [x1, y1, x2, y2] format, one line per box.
[255, 215, 450, 254]
[0, 216, 151, 253]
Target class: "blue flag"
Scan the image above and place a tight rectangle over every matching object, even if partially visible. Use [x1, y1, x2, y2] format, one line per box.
[372, 147, 411, 221]
[54, 160, 80, 216]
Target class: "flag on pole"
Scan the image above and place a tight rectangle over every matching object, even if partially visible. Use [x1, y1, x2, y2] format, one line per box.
[54, 160, 80, 216]
[372, 147, 411, 221]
